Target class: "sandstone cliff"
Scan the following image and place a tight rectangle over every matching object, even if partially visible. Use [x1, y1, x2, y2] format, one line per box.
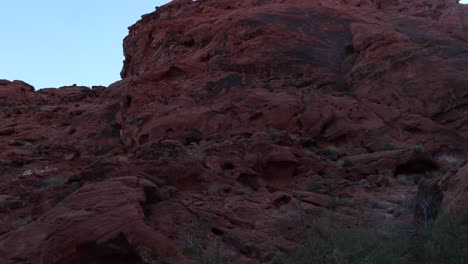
[0, 0, 467, 263]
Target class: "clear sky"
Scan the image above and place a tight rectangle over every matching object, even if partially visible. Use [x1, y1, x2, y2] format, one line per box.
[0, 1, 170, 89]
[1, 0, 467, 89]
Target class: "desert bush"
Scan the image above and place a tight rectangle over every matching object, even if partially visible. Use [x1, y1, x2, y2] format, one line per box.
[36, 177, 66, 190]
[413, 144, 425, 155]
[397, 174, 423, 185]
[411, 211, 468, 263]
[273, 224, 410, 264]
[317, 146, 344, 161]
[382, 143, 396, 151]
[15, 216, 33, 227]
[273, 210, 468, 264]
[333, 80, 353, 95]
[341, 158, 354, 168]
[180, 218, 223, 264]
[138, 247, 165, 264]
[266, 129, 286, 143]
[306, 183, 325, 192]
[327, 197, 352, 211]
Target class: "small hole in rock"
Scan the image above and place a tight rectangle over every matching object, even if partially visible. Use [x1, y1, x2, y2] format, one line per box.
[221, 162, 235, 170]
[211, 227, 224, 236]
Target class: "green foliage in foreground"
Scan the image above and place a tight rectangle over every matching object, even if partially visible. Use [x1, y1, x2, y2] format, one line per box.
[273, 212, 468, 264]
[413, 213, 468, 264]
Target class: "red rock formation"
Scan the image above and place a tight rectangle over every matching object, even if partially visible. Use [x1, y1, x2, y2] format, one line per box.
[1, 0, 468, 263]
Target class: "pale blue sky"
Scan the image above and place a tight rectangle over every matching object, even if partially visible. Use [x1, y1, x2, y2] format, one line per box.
[0, 1, 169, 89]
[1, 0, 466, 89]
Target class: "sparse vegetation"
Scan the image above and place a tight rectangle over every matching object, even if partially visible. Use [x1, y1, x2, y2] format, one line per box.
[306, 182, 325, 192]
[239, 186, 254, 195]
[364, 197, 387, 209]
[411, 211, 468, 263]
[293, 193, 303, 201]
[180, 218, 223, 264]
[207, 184, 219, 195]
[341, 158, 354, 168]
[54, 190, 73, 203]
[93, 175, 109, 182]
[382, 143, 396, 151]
[36, 177, 65, 190]
[327, 197, 352, 210]
[450, 159, 463, 168]
[15, 216, 33, 227]
[333, 80, 353, 95]
[28, 177, 68, 193]
[266, 129, 286, 143]
[273, 223, 410, 264]
[413, 144, 425, 155]
[397, 174, 423, 185]
[272, 210, 468, 264]
[318, 146, 344, 161]
[396, 195, 415, 211]
[265, 82, 273, 92]
[437, 167, 449, 176]
[138, 247, 165, 264]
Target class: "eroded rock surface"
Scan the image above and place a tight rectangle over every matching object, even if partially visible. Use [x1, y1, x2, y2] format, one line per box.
[1, 0, 468, 263]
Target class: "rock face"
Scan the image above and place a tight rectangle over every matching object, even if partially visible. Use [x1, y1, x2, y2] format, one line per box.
[1, 0, 468, 263]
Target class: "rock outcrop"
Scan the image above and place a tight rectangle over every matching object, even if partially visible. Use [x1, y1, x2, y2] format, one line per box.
[1, 0, 468, 263]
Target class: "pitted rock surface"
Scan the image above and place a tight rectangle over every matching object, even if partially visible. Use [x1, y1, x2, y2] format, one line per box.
[1, 0, 468, 263]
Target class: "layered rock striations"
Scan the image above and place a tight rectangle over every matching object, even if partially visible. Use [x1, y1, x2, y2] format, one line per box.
[1, 0, 468, 263]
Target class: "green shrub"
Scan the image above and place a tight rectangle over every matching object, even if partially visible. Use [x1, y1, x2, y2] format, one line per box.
[413, 144, 425, 155]
[266, 129, 286, 143]
[323, 148, 337, 160]
[333, 80, 353, 95]
[306, 183, 325, 192]
[318, 146, 344, 161]
[382, 143, 396, 151]
[207, 184, 219, 195]
[273, 224, 410, 264]
[138, 247, 165, 264]
[412, 212, 468, 263]
[36, 177, 65, 190]
[54, 190, 72, 203]
[397, 174, 423, 185]
[272, 211, 468, 264]
[93, 175, 109, 182]
[437, 167, 449, 176]
[15, 216, 33, 227]
[327, 197, 352, 210]
[180, 218, 223, 264]
[342, 158, 354, 168]
[364, 197, 387, 209]
[265, 82, 273, 92]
